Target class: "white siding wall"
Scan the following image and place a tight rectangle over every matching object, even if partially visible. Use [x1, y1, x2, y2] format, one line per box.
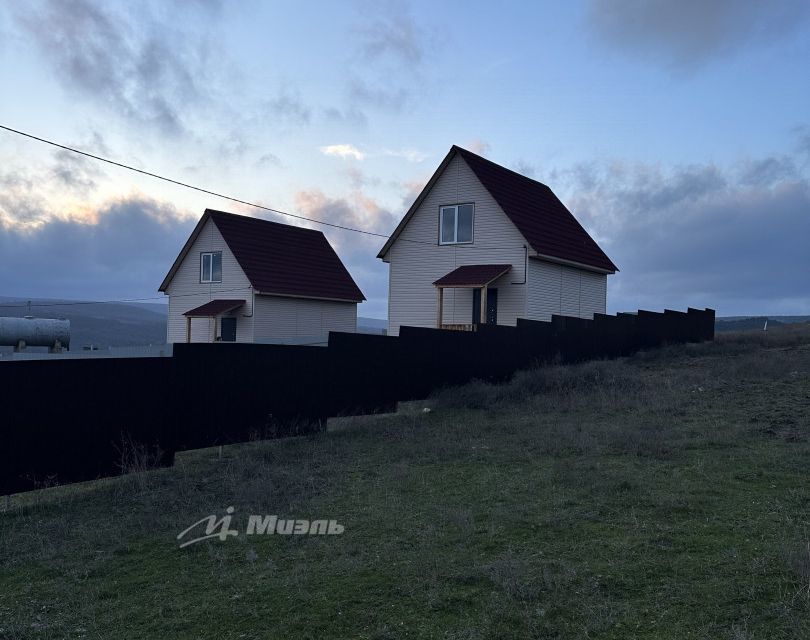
[165, 219, 254, 343]
[253, 295, 357, 340]
[527, 258, 607, 321]
[385, 155, 528, 336]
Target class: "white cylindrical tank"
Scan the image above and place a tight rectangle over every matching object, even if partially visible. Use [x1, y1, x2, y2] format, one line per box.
[0, 317, 71, 348]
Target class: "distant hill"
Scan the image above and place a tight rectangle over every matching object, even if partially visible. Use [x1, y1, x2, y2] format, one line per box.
[0, 297, 167, 349]
[357, 317, 388, 334]
[715, 316, 810, 332]
[0, 297, 388, 348]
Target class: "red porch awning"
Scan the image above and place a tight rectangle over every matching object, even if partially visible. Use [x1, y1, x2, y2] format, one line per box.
[183, 299, 245, 317]
[433, 264, 511, 288]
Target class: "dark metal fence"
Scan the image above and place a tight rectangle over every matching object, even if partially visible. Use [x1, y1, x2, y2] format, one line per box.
[0, 308, 714, 494]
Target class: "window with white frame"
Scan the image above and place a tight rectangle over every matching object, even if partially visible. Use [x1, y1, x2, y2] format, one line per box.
[439, 204, 474, 245]
[200, 252, 222, 283]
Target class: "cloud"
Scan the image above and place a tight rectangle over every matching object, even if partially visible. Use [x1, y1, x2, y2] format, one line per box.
[348, 81, 410, 112]
[323, 106, 368, 127]
[383, 148, 429, 163]
[320, 144, 365, 161]
[586, 0, 810, 70]
[50, 150, 102, 195]
[549, 146, 810, 314]
[293, 189, 396, 239]
[330, 6, 433, 120]
[358, 12, 425, 65]
[511, 160, 536, 178]
[738, 156, 798, 187]
[0, 148, 115, 228]
[293, 187, 399, 317]
[12, 0, 224, 135]
[0, 196, 194, 300]
[319, 145, 428, 164]
[264, 88, 311, 126]
[794, 124, 810, 161]
[399, 178, 428, 209]
[0, 170, 50, 228]
[465, 139, 491, 156]
[256, 152, 282, 168]
[345, 167, 380, 190]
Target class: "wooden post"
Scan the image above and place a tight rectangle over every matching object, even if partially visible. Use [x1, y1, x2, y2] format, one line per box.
[480, 285, 488, 325]
[185, 316, 191, 343]
[436, 287, 444, 329]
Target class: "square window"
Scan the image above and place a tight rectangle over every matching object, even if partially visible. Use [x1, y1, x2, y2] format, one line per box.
[200, 252, 222, 283]
[439, 204, 474, 245]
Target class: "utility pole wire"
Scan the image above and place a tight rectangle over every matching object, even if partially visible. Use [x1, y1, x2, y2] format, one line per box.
[0, 123, 529, 252]
[0, 124, 391, 239]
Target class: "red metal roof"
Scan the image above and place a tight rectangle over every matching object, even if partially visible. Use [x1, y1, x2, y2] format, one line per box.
[378, 146, 617, 273]
[160, 209, 365, 302]
[183, 299, 245, 317]
[454, 147, 617, 272]
[433, 264, 512, 287]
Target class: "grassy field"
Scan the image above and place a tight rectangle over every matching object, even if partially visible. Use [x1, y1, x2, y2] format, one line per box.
[1, 326, 809, 639]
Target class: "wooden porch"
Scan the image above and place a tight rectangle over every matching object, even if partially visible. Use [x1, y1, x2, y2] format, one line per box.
[439, 322, 477, 331]
[433, 263, 512, 331]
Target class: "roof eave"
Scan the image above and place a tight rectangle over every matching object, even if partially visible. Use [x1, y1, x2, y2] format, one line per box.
[530, 252, 617, 275]
[255, 290, 365, 304]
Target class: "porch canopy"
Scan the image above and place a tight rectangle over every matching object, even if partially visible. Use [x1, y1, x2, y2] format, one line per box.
[183, 299, 245, 317]
[433, 264, 511, 289]
[432, 264, 511, 329]
[182, 299, 245, 342]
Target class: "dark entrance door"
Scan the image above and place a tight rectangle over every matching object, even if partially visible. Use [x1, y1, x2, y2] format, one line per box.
[220, 316, 237, 342]
[472, 288, 498, 325]
[486, 288, 498, 324]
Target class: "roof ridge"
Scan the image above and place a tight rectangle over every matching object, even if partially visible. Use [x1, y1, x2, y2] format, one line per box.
[206, 208, 325, 235]
[452, 145, 554, 192]
[160, 208, 365, 300]
[451, 146, 617, 273]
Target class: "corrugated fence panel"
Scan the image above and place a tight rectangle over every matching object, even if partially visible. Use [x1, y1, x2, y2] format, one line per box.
[0, 308, 715, 495]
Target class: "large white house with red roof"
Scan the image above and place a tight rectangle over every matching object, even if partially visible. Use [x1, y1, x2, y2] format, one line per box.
[159, 209, 365, 343]
[378, 146, 617, 336]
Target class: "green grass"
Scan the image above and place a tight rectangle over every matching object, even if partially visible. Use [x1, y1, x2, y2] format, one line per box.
[2, 326, 809, 639]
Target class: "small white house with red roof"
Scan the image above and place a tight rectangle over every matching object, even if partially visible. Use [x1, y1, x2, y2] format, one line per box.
[377, 145, 617, 336]
[159, 209, 365, 343]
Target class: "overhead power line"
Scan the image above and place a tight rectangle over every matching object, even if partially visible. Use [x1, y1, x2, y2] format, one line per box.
[0, 124, 536, 310]
[0, 123, 532, 252]
[0, 124, 390, 240]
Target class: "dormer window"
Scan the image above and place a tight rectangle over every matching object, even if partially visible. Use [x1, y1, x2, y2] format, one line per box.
[439, 204, 474, 245]
[200, 251, 222, 283]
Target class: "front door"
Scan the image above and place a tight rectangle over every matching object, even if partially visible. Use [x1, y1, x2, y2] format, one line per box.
[472, 288, 498, 325]
[486, 289, 498, 324]
[220, 316, 237, 342]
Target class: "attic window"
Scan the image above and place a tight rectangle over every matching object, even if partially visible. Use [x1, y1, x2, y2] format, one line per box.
[439, 204, 474, 245]
[200, 252, 222, 283]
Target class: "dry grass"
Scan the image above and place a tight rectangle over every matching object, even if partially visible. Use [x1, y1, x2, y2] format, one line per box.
[1, 323, 809, 639]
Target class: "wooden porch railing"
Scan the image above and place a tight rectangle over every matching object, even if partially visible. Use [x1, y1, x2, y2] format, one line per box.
[440, 323, 477, 331]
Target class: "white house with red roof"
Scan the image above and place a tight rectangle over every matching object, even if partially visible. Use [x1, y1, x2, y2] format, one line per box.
[377, 146, 617, 336]
[159, 209, 365, 343]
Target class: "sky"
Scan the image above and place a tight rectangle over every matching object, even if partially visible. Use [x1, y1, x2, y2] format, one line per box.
[0, 0, 808, 318]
